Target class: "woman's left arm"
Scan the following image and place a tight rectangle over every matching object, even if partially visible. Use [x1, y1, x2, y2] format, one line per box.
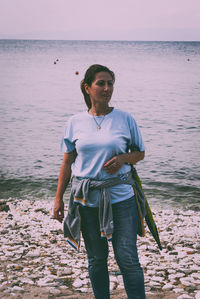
[104, 151, 145, 175]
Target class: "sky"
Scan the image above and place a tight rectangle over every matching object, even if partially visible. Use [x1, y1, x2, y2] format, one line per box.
[0, 0, 200, 41]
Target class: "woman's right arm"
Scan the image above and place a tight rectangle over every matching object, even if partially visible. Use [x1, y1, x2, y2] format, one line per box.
[53, 150, 77, 223]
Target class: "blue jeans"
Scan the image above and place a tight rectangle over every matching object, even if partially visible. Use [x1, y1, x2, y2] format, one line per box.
[79, 197, 146, 299]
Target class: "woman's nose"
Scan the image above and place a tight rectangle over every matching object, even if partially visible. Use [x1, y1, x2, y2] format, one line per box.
[104, 83, 109, 91]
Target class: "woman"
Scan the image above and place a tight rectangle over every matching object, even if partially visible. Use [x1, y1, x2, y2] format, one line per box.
[54, 64, 146, 299]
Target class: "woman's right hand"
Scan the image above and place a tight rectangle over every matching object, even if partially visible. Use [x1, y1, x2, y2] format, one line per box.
[53, 199, 64, 223]
[54, 151, 77, 223]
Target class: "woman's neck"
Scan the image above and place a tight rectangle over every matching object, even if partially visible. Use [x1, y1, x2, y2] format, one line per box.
[88, 105, 113, 116]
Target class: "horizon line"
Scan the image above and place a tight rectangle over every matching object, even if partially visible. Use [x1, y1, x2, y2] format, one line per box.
[0, 38, 200, 43]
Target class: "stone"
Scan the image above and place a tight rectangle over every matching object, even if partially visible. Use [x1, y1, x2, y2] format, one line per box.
[26, 250, 40, 258]
[149, 281, 161, 288]
[0, 202, 10, 212]
[177, 295, 193, 299]
[174, 288, 185, 294]
[48, 287, 61, 295]
[110, 282, 116, 291]
[59, 285, 69, 290]
[195, 291, 200, 299]
[180, 277, 196, 287]
[11, 286, 24, 292]
[151, 276, 164, 282]
[1, 199, 200, 298]
[194, 243, 200, 250]
[162, 283, 174, 290]
[3, 288, 12, 294]
[78, 287, 89, 293]
[80, 272, 88, 279]
[110, 275, 118, 283]
[192, 273, 200, 280]
[146, 270, 155, 276]
[57, 268, 72, 276]
[72, 278, 83, 288]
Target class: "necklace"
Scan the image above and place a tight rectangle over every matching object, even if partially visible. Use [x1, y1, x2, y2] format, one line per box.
[93, 115, 105, 130]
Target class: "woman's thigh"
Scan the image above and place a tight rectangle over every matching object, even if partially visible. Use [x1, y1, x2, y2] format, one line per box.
[112, 197, 139, 268]
[79, 206, 108, 260]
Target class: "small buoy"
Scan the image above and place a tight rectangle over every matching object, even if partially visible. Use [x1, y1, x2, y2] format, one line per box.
[75, 71, 79, 75]
[54, 61, 56, 64]
[187, 58, 190, 61]
[56, 59, 59, 62]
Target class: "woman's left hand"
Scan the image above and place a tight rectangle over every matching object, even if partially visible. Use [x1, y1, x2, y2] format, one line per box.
[104, 155, 125, 174]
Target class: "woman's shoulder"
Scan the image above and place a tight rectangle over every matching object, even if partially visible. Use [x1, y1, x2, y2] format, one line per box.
[113, 108, 135, 120]
[67, 111, 88, 122]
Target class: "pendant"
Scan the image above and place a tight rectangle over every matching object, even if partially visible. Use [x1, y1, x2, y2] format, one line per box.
[97, 125, 101, 130]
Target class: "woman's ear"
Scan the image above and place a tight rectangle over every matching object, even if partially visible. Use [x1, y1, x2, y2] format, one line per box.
[84, 83, 90, 95]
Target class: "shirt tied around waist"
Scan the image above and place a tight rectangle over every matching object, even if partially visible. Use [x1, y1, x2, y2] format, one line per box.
[63, 168, 146, 251]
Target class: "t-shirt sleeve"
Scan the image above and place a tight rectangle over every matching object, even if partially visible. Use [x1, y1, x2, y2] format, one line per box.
[127, 114, 145, 152]
[60, 118, 76, 153]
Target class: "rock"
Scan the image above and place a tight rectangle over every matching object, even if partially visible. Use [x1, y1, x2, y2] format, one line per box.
[194, 243, 200, 250]
[80, 272, 88, 279]
[146, 270, 155, 276]
[167, 244, 174, 251]
[1, 200, 200, 298]
[0, 204, 10, 212]
[0, 229, 9, 234]
[174, 288, 185, 294]
[192, 273, 200, 280]
[26, 250, 40, 258]
[145, 286, 151, 292]
[59, 285, 69, 290]
[177, 294, 193, 299]
[195, 291, 200, 299]
[110, 282, 116, 290]
[48, 287, 61, 295]
[34, 208, 49, 215]
[57, 268, 73, 277]
[20, 278, 34, 285]
[162, 283, 174, 290]
[72, 278, 83, 288]
[151, 276, 164, 283]
[110, 275, 118, 283]
[77, 287, 88, 292]
[11, 286, 24, 292]
[149, 281, 161, 289]
[3, 288, 12, 294]
[180, 277, 196, 287]
[167, 269, 177, 274]
[37, 277, 58, 287]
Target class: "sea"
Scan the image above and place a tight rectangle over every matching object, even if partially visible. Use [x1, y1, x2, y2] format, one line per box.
[0, 39, 199, 210]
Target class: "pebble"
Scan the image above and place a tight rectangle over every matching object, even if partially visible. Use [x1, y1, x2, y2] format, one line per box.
[47, 287, 61, 295]
[0, 198, 200, 298]
[174, 288, 185, 294]
[177, 295, 194, 299]
[195, 291, 200, 299]
[72, 278, 84, 288]
[11, 286, 24, 292]
[77, 287, 89, 293]
[162, 283, 174, 290]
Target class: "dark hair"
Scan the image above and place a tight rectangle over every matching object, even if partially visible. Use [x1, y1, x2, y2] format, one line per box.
[80, 64, 115, 109]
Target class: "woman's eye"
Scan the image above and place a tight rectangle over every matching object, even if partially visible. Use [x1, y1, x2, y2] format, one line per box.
[97, 81, 104, 86]
[96, 81, 113, 87]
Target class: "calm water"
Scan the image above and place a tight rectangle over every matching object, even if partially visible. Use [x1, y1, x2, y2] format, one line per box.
[0, 40, 199, 209]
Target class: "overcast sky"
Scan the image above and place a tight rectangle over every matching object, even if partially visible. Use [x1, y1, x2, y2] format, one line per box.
[0, 0, 200, 41]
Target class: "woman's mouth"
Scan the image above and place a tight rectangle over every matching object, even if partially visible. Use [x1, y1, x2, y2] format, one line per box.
[102, 94, 111, 98]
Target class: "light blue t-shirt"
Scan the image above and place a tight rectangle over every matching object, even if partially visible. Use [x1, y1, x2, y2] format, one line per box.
[61, 108, 145, 206]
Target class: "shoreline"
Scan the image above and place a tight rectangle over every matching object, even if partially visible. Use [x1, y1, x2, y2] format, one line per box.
[0, 198, 200, 298]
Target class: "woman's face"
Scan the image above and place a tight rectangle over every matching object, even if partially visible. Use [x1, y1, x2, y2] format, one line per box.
[85, 72, 114, 106]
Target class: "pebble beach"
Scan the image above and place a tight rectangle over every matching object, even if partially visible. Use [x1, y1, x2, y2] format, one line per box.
[0, 198, 200, 299]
